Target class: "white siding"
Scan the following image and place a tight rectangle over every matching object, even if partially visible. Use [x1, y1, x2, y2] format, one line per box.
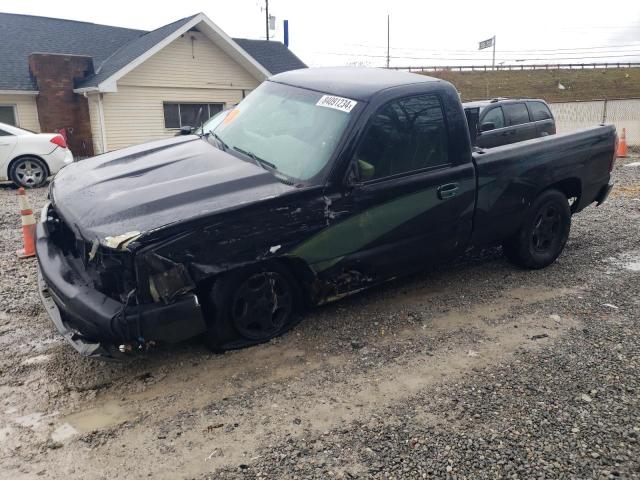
[119, 32, 258, 89]
[0, 94, 40, 132]
[102, 86, 248, 151]
[100, 31, 260, 151]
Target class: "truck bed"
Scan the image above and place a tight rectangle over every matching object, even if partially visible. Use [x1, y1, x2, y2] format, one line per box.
[470, 124, 616, 247]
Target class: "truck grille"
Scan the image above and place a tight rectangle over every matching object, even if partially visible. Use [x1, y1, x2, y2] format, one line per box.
[45, 204, 136, 302]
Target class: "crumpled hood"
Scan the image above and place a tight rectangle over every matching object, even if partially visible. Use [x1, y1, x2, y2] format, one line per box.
[50, 136, 294, 244]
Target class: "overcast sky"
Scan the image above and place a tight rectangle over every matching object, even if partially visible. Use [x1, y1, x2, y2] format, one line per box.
[3, 0, 640, 67]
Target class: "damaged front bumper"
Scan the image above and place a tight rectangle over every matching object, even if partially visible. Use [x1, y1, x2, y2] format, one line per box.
[35, 208, 207, 359]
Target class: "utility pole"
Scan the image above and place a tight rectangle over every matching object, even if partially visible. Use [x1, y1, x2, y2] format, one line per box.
[492, 35, 496, 70]
[387, 14, 389, 68]
[386, 15, 390, 68]
[265, 0, 269, 41]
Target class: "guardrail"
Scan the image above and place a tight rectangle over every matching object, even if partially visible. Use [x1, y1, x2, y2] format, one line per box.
[391, 62, 640, 72]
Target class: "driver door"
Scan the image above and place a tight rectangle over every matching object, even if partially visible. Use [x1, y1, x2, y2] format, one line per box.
[296, 93, 475, 287]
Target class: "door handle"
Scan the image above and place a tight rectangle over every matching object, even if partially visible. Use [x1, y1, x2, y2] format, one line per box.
[437, 183, 459, 200]
[500, 130, 516, 136]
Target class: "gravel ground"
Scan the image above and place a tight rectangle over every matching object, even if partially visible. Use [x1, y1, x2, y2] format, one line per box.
[0, 157, 638, 479]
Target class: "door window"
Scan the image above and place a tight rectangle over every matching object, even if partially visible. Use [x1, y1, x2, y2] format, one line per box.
[528, 102, 552, 121]
[503, 103, 530, 126]
[482, 107, 505, 129]
[355, 94, 449, 181]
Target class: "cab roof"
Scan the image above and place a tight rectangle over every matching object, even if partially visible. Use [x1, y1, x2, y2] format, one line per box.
[268, 67, 441, 102]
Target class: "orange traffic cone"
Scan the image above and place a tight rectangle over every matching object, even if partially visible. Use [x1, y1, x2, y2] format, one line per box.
[617, 128, 628, 158]
[16, 187, 36, 259]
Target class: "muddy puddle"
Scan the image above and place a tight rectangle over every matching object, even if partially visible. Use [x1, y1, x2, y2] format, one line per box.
[607, 250, 640, 273]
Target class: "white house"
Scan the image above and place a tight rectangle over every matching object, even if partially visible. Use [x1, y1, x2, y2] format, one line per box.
[0, 12, 306, 156]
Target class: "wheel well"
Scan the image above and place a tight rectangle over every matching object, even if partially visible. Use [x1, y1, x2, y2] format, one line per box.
[275, 256, 316, 286]
[544, 178, 581, 212]
[195, 256, 317, 308]
[8, 154, 51, 178]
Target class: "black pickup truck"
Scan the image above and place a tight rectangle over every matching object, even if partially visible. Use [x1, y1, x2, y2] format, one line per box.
[36, 67, 616, 357]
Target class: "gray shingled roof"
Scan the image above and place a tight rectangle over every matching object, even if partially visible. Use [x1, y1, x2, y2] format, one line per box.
[232, 38, 307, 75]
[0, 12, 307, 92]
[77, 15, 198, 88]
[0, 13, 143, 90]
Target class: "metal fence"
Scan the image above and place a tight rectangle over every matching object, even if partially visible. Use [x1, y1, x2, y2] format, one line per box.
[549, 98, 640, 145]
[391, 62, 640, 72]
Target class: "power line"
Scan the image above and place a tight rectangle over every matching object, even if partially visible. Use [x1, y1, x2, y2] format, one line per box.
[317, 51, 640, 61]
[379, 49, 640, 58]
[342, 41, 640, 54]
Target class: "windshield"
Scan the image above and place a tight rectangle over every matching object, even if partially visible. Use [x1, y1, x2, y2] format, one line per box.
[210, 82, 356, 182]
[197, 109, 230, 135]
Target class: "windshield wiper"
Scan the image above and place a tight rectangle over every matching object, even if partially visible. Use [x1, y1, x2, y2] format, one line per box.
[232, 146, 277, 171]
[203, 131, 229, 151]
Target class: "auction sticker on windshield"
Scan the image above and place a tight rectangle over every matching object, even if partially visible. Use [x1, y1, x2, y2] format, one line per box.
[316, 95, 357, 113]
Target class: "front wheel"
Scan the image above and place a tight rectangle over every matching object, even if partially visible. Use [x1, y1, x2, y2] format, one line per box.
[502, 189, 571, 269]
[203, 262, 301, 352]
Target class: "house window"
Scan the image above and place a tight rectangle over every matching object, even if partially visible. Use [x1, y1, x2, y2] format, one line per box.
[0, 105, 17, 126]
[163, 103, 224, 129]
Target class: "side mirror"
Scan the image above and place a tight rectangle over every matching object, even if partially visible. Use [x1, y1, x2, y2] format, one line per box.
[480, 122, 496, 132]
[358, 159, 375, 181]
[345, 160, 376, 190]
[179, 125, 193, 135]
[345, 161, 359, 188]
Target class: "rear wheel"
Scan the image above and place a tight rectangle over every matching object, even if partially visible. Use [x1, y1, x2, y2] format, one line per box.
[9, 156, 48, 188]
[203, 262, 301, 352]
[502, 189, 571, 269]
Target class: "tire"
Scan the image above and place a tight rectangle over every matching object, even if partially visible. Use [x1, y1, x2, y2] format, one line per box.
[203, 262, 302, 352]
[9, 156, 48, 188]
[502, 189, 571, 269]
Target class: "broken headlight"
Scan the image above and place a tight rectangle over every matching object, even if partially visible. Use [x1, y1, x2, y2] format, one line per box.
[144, 253, 195, 304]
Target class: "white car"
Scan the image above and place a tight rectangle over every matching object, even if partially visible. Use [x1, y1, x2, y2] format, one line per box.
[0, 122, 74, 187]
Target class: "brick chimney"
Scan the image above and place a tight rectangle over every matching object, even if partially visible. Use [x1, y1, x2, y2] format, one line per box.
[28, 53, 95, 157]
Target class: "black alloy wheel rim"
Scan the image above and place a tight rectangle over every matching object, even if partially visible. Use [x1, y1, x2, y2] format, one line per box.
[231, 272, 293, 340]
[531, 205, 561, 253]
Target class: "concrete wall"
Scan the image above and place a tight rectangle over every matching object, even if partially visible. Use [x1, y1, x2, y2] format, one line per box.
[550, 99, 640, 146]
